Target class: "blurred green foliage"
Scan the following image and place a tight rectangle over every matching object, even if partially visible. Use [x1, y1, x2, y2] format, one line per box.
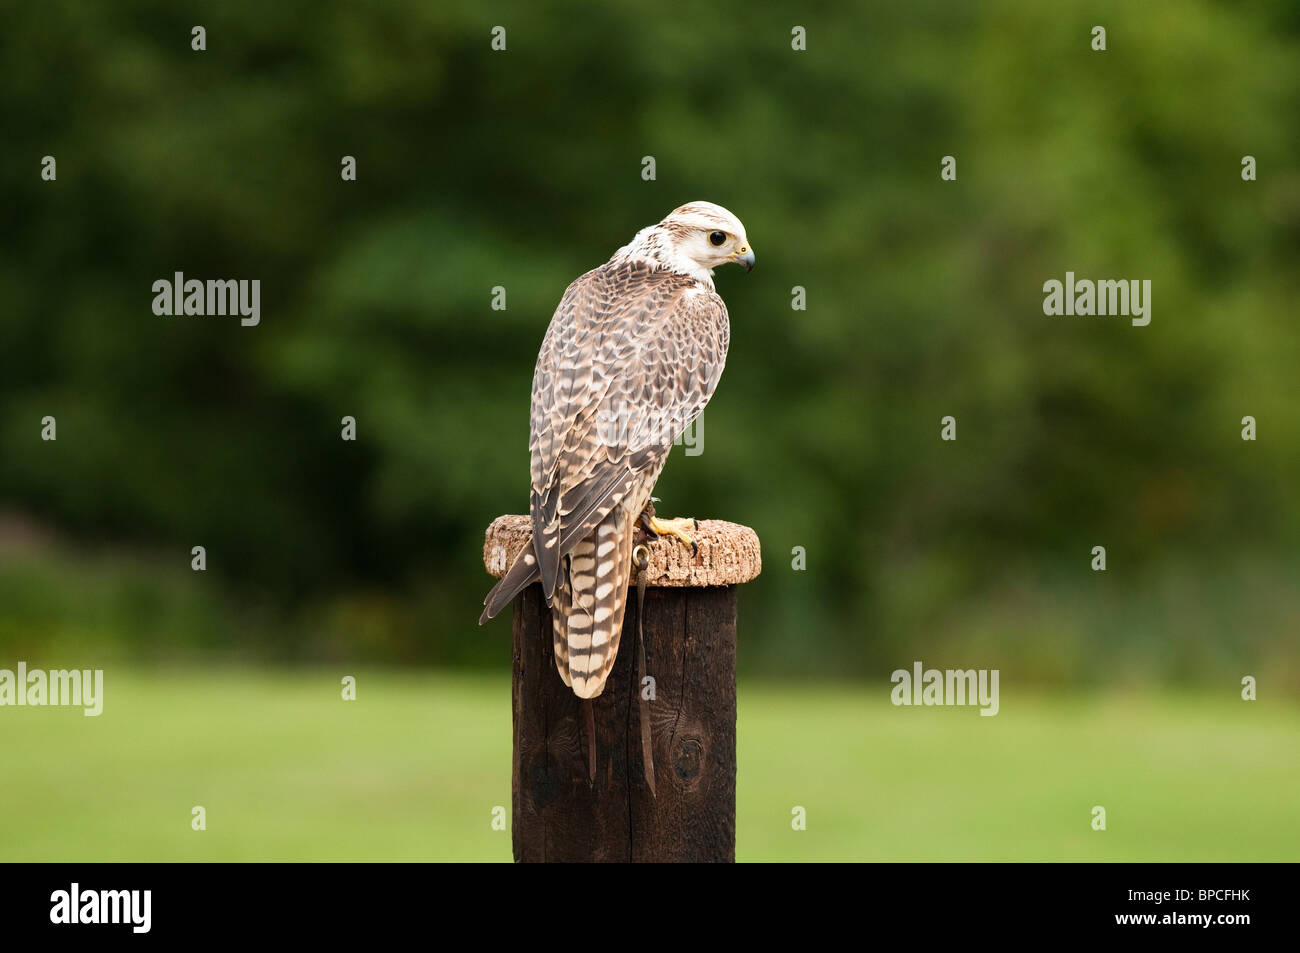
[2, 1, 1298, 684]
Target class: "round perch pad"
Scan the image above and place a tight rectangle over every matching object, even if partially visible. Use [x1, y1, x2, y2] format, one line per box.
[483, 514, 761, 588]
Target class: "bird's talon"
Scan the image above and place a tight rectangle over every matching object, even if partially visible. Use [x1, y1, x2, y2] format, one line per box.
[646, 515, 697, 553]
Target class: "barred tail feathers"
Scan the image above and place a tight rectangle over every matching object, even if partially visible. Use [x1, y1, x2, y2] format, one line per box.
[557, 513, 635, 699]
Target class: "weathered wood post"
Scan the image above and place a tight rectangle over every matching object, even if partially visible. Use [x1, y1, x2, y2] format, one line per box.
[483, 514, 761, 862]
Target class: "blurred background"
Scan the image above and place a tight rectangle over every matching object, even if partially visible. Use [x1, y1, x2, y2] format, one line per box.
[2, 0, 1298, 861]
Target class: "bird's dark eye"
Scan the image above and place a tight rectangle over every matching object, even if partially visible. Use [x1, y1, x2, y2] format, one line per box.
[709, 231, 727, 247]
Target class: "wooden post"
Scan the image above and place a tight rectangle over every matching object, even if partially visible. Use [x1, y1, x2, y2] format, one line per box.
[483, 514, 761, 863]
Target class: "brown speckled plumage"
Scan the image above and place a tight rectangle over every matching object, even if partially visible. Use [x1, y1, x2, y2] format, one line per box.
[481, 202, 748, 699]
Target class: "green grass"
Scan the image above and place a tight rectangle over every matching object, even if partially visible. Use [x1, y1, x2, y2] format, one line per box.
[1, 670, 1295, 861]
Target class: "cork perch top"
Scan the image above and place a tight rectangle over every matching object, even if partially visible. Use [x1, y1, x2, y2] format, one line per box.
[483, 514, 761, 587]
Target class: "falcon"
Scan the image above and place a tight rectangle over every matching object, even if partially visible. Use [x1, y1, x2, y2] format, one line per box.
[480, 201, 754, 699]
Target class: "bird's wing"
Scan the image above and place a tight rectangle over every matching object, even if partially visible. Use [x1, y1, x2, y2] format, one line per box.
[528, 260, 730, 602]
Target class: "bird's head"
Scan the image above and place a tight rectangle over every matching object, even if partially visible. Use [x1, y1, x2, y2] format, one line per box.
[659, 202, 755, 274]
[617, 201, 754, 283]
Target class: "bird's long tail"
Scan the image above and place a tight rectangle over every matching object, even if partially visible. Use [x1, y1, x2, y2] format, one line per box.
[480, 513, 636, 701]
[559, 511, 635, 699]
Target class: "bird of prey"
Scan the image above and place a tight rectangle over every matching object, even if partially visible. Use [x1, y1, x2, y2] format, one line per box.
[480, 201, 754, 699]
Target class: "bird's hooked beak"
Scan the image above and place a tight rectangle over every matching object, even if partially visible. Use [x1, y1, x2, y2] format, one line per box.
[733, 244, 755, 272]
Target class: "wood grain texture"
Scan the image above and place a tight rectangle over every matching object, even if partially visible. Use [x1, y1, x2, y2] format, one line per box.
[511, 582, 738, 863]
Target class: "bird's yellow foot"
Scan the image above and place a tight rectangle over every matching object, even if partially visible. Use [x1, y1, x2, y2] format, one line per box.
[647, 516, 698, 555]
